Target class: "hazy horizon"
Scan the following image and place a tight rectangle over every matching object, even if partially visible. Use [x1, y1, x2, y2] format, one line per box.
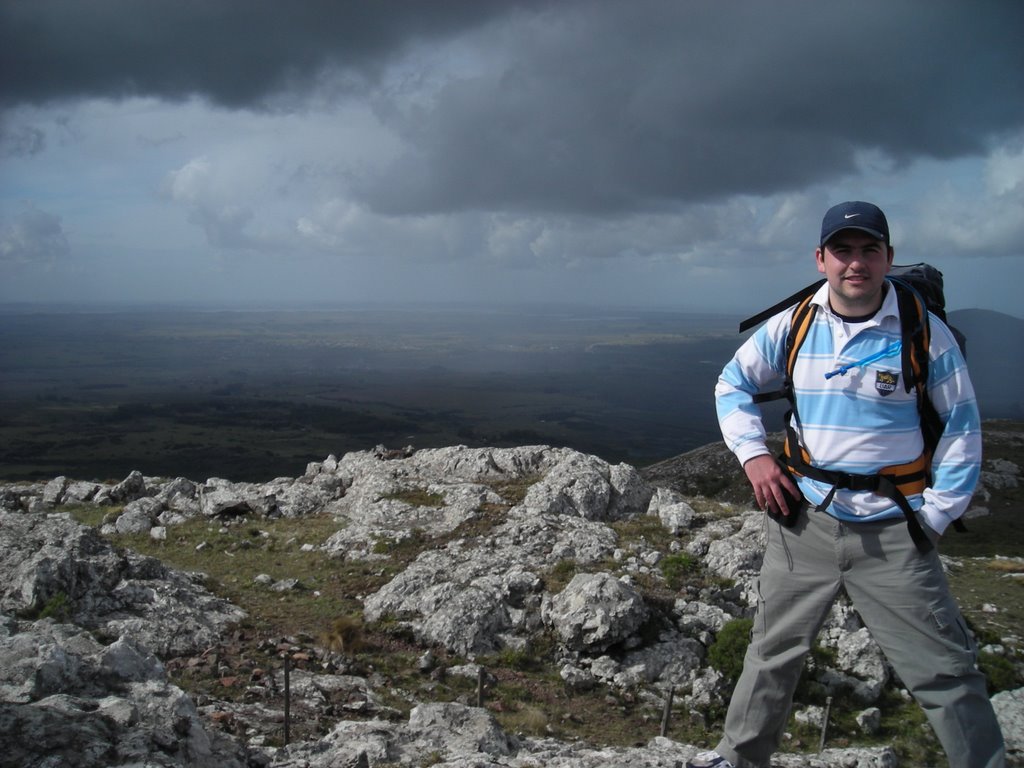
[1, 305, 1019, 484]
[1, 299, 1021, 325]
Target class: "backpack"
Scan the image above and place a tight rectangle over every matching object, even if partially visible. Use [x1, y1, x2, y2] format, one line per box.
[739, 263, 967, 551]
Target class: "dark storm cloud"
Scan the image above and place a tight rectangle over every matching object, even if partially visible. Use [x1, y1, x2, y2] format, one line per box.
[0, 0, 532, 108]
[355, 1, 1024, 215]
[4, 0, 1023, 218]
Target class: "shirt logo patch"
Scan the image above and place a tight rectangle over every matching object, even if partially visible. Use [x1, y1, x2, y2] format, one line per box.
[875, 370, 899, 396]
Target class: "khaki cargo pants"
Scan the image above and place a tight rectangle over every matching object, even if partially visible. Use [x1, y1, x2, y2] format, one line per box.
[715, 508, 1005, 768]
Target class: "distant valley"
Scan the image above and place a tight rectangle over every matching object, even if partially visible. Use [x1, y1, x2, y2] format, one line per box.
[0, 304, 1019, 482]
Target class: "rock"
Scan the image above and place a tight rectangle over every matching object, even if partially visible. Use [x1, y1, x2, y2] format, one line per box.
[406, 702, 516, 757]
[114, 496, 164, 534]
[523, 452, 652, 521]
[831, 626, 889, 701]
[543, 573, 647, 653]
[560, 663, 597, 692]
[360, 454, 621, 654]
[200, 478, 276, 517]
[615, 631, 706, 687]
[110, 470, 148, 503]
[857, 707, 882, 735]
[157, 476, 202, 517]
[64, 480, 103, 503]
[702, 512, 764, 584]
[647, 487, 696, 535]
[41, 476, 69, 506]
[675, 600, 731, 645]
[992, 686, 1024, 756]
[794, 704, 826, 728]
[983, 458, 1020, 490]
[270, 578, 303, 592]
[0, 486, 24, 512]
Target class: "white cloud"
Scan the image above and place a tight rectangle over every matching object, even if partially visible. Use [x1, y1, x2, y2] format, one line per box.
[986, 141, 1024, 197]
[164, 156, 213, 204]
[0, 205, 69, 265]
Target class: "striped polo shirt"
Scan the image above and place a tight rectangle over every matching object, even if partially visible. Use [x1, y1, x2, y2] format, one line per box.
[715, 281, 981, 534]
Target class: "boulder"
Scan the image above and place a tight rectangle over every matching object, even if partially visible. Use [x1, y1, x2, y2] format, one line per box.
[543, 573, 647, 653]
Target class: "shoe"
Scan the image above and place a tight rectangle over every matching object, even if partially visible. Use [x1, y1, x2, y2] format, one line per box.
[685, 750, 734, 768]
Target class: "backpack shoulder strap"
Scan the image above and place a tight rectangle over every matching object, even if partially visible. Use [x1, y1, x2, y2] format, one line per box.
[889, 276, 930, 394]
[785, 293, 818, 379]
[752, 292, 818, 406]
[890, 277, 968, 533]
[739, 279, 825, 333]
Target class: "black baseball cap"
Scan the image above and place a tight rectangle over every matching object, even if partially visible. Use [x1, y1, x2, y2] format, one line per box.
[820, 201, 890, 246]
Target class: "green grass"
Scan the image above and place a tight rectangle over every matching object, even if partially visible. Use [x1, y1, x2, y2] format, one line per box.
[107, 513, 380, 634]
[381, 489, 446, 508]
[660, 552, 700, 590]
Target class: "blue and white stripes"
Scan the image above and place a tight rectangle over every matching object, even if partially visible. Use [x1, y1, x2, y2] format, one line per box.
[716, 282, 981, 534]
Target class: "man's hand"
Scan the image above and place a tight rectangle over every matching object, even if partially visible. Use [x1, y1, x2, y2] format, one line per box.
[743, 454, 801, 517]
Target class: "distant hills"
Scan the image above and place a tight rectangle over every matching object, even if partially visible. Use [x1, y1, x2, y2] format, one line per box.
[948, 309, 1024, 420]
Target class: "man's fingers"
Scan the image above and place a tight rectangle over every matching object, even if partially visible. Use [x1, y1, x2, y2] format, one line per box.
[765, 486, 789, 515]
[743, 455, 799, 515]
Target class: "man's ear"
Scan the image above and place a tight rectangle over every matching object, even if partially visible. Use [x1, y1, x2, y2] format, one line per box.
[886, 245, 894, 270]
[815, 247, 826, 274]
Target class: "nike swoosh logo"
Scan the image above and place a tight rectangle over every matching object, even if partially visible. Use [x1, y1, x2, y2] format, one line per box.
[844, 213, 861, 219]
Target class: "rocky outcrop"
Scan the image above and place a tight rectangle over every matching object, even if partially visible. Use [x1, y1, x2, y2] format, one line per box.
[0, 613, 252, 768]
[1, 442, 1022, 767]
[0, 511, 245, 657]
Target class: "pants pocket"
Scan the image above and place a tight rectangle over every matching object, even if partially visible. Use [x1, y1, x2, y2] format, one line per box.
[927, 599, 978, 676]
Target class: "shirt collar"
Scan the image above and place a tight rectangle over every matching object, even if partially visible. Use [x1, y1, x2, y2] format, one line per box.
[810, 279, 900, 325]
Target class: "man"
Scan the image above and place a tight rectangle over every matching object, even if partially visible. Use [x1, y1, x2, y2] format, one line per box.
[691, 202, 1005, 768]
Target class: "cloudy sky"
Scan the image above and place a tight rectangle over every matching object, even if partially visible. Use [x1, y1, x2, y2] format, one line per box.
[2, 0, 1023, 315]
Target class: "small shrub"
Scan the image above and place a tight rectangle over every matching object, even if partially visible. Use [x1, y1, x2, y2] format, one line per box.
[511, 704, 549, 736]
[985, 559, 1024, 574]
[489, 633, 556, 672]
[320, 614, 365, 655]
[372, 528, 429, 558]
[382, 489, 445, 508]
[707, 618, 752, 683]
[979, 651, 1021, 694]
[19, 591, 73, 622]
[964, 614, 1003, 647]
[65, 503, 112, 528]
[488, 475, 540, 505]
[611, 515, 669, 543]
[544, 559, 579, 593]
[39, 592, 72, 621]
[660, 553, 698, 589]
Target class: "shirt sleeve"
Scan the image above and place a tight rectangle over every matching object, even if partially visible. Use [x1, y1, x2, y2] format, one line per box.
[918, 316, 983, 535]
[714, 310, 790, 466]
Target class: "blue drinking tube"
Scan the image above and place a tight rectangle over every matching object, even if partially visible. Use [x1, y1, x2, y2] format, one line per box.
[824, 340, 903, 380]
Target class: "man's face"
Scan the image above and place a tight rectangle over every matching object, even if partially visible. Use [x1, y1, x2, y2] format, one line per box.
[815, 230, 894, 316]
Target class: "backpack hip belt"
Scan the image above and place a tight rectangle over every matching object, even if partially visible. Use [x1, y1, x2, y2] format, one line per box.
[781, 423, 933, 551]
